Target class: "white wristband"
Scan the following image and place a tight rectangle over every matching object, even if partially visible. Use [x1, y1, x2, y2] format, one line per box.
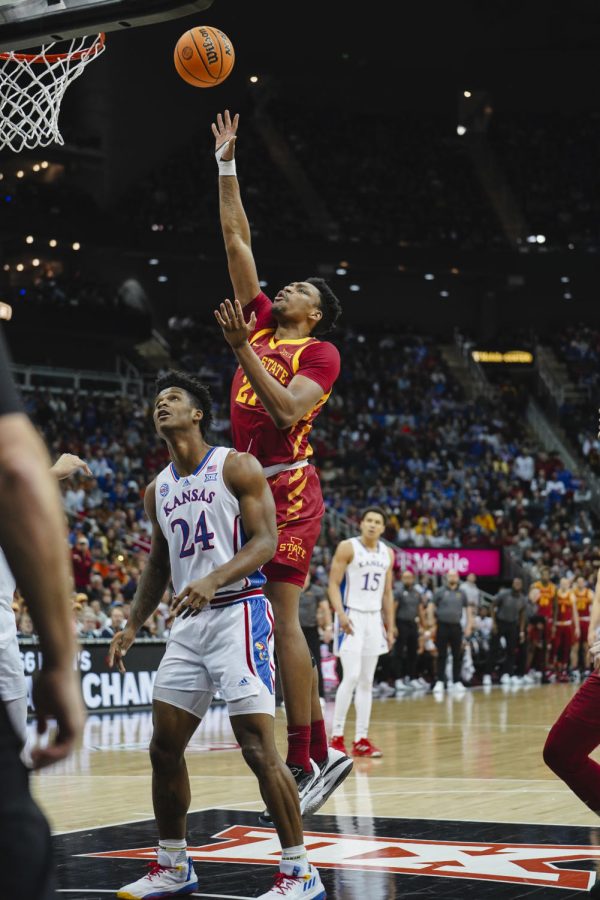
[216, 141, 236, 176]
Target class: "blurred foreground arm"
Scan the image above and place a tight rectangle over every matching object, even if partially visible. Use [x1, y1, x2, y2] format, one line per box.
[0, 333, 84, 768]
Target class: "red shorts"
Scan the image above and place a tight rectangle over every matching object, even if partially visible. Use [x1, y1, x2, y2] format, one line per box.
[528, 614, 552, 644]
[553, 622, 573, 662]
[580, 618, 590, 644]
[262, 463, 324, 588]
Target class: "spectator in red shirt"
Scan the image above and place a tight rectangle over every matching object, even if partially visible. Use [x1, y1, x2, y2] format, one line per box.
[71, 535, 93, 592]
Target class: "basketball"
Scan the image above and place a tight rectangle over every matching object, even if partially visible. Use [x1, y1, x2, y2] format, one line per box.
[174, 26, 235, 88]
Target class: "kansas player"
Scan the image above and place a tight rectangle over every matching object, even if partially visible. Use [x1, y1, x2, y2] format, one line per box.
[328, 508, 396, 758]
[212, 110, 351, 824]
[0, 452, 91, 754]
[109, 371, 325, 900]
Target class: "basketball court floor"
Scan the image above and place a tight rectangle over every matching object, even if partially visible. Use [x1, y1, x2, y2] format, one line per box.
[31, 682, 600, 898]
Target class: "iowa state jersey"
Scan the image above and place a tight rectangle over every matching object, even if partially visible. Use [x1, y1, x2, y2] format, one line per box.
[575, 587, 593, 618]
[342, 537, 391, 613]
[230, 292, 340, 467]
[155, 446, 266, 626]
[532, 580, 556, 618]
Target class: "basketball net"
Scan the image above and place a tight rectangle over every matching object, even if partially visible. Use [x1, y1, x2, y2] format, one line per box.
[0, 34, 105, 153]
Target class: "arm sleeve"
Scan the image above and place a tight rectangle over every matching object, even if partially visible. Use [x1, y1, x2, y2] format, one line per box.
[244, 291, 276, 334]
[0, 329, 23, 416]
[295, 341, 341, 394]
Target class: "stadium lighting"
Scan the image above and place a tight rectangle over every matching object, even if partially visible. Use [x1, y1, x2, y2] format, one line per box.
[148, 258, 159, 265]
[49, 239, 57, 247]
[450, 267, 460, 275]
[0, 174, 3, 181]
[568, 243, 575, 250]
[564, 292, 572, 299]
[16, 170, 24, 178]
[560, 276, 570, 283]
[259, 280, 268, 288]
[25, 235, 33, 244]
[158, 275, 168, 283]
[338, 260, 349, 268]
[72, 242, 81, 251]
[40, 161, 49, 169]
[349, 284, 360, 292]
[249, 75, 259, 83]
[527, 235, 537, 243]
[0, 302, 12, 322]
[2, 264, 9, 271]
[536, 234, 546, 244]
[336, 268, 347, 275]
[440, 290, 449, 297]
[32, 258, 40, 266]
[424, 273, 435, 281]
[456, 125, 467, 136]
[16, 263, 24, 271]
[464, 90, 472, 98]
[32, 164, 40, 172]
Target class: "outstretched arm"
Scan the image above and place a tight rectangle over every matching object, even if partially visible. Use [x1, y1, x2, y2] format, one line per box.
[212, 110, 260, 305]
[108, 481, 171, 672]
[171, 452, 277, 618]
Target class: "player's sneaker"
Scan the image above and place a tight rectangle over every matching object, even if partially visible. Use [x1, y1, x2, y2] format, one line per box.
[352, 737, 382, 758]
[258, 759, 321, 826]
[410, 678, 426, 690]
[500, 673, 510, 685]
[258, 865, 326, 899]
[305, 745, 354, 814]
[432, 680, 445, 694]
[329, 734, 349, 756]
[117, 856, 197, 899]
[482, 674, 492, 686]
[378, 681, 396, 698]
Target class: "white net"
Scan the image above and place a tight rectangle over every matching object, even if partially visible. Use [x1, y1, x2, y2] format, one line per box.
[0, 34, 105, 153]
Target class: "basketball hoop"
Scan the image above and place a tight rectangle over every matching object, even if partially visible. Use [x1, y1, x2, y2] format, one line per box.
[0, 34, 105, 153]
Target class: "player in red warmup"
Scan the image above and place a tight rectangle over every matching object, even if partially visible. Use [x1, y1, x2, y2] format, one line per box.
[211, 110, 353, 823]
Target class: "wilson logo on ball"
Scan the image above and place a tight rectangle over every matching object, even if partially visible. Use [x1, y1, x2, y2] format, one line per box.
[174, 26, 235, 88]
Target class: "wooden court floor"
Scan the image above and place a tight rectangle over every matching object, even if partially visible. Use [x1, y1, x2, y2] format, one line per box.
[31, 683, 600, 899]
[32, 682, 597, 831]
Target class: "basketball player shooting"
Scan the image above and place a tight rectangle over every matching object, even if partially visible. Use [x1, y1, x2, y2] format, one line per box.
[212, 109, 352, 823]
[107, 371, 326, 900]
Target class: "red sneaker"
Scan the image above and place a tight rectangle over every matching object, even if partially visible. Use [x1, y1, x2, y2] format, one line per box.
[352, 738, 382, 758]
[329, 734, 348, 756]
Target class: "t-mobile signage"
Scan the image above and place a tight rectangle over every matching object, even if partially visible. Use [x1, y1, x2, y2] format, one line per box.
[394, 548, 502, 577]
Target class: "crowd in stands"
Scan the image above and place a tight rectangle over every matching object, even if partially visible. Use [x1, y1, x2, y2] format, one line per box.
[550, 323, 600, 474]
[7, 318, 597, 656]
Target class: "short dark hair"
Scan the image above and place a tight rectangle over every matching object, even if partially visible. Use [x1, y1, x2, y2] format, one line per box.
[306, 277, 342, 335]
[155, 370, 213, 437]
[360, 506, 387, 525]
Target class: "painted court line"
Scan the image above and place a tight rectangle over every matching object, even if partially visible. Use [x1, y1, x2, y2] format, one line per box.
[57, 892, 253, 899]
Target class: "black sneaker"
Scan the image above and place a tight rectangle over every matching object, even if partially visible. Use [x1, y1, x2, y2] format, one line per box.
[304, 746, 354, 815]
[258, 759, 321, 826]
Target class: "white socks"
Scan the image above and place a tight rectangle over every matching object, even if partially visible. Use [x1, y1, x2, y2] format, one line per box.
[158, 838, 188, 869]
[280, 844, 309, 877]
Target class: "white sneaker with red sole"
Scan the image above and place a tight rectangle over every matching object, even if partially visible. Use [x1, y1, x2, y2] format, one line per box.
[258, 866, 326, 899]
[352, 737, 382, 758]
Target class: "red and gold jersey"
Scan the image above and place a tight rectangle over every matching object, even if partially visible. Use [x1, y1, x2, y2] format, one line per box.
[230, 292, 340, 467]
[574, 587, 593, 619]
[556, 590, 575, 623]
[532, 580, 556, 618]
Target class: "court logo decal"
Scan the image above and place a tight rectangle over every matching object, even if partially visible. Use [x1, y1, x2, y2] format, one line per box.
[83, 826, 600, 890]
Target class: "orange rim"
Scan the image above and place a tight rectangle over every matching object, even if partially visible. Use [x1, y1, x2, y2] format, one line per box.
[0, 32, 105, 63]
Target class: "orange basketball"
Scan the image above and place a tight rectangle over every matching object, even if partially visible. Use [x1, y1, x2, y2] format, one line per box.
[174, 26, 235, 88]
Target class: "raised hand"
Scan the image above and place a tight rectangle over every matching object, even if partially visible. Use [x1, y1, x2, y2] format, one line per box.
[214, 298, 256, 349]
[51, 453, 92, 480]
[211, 109, 239, 159]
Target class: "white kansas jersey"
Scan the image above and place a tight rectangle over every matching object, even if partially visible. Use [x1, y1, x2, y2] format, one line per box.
[0, 546, 17, 649]
[156, 446, 266, 612]
[342, 537, 391, 613]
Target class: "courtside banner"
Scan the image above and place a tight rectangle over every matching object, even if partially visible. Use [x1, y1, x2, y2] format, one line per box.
[19, 639, 166, 712]
[395, 548, 502, 577]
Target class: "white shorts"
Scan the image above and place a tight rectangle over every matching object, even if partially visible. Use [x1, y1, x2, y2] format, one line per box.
[334, 607, 388, 658]
[153, 595, 276, 720]
[0, 635, 26, 702]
